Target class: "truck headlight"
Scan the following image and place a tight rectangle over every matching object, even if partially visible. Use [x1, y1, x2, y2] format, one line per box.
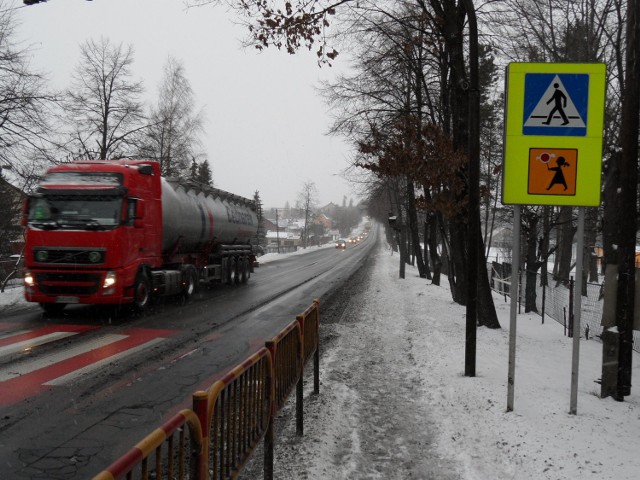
[103, 271, 117, 288]
[24, 270, 35, 287]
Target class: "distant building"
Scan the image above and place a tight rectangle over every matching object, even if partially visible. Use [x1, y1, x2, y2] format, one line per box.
[313, 213, 333, 230]
[262, 217, 281, 232]
[264, 230, 300, 253]
[263, 208, 341, 251]
[318, 202, 340, 218]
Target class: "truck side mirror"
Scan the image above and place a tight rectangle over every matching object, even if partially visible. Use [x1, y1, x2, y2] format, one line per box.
[134, 199, 145, 228]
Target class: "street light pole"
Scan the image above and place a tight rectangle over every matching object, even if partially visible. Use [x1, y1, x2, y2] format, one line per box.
[462, 0, 480, 377]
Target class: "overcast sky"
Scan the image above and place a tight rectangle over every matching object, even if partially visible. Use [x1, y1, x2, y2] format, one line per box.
[11, 0, 356, 209]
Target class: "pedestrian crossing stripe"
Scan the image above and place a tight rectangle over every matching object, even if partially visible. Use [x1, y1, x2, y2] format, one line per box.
[0, 324, 98, 356]
[522, 73, 589, 137]
[0, 325, 175, 405]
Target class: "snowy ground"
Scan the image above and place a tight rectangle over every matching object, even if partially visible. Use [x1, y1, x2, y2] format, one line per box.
[0, 283, 27, 315]
[2, 241, 639, 479]
[242, 241, 640, 480]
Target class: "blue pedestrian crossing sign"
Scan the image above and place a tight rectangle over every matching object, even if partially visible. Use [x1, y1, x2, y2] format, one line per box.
[503, 62, 606, 206]
[523, 73, 589, 136]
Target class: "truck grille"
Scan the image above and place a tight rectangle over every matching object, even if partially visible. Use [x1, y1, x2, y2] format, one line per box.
[35, 272, 102, 295]
[32, 248, 106, 265]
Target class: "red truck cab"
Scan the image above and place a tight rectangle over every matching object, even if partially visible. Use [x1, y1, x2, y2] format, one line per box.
[23, 160, 162, 313]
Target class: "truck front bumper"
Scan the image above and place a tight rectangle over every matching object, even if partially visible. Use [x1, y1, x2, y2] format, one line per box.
[23, 267, 135, 305]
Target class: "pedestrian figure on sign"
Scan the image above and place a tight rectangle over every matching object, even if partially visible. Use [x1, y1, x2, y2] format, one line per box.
[543, 83, 570, 125]
[546, 156, 569, 191]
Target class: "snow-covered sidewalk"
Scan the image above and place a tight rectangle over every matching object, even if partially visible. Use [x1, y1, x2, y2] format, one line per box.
[0, 285, 30, 315]
[246, 241, 640, 479]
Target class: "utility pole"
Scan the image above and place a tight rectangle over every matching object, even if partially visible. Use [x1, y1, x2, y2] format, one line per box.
[614, 0, 640, 400]
[275, 208, 280, 254]
[462, 0, 480, 377]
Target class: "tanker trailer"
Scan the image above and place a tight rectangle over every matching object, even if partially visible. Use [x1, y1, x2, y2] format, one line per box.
[22, 159, 259, 314]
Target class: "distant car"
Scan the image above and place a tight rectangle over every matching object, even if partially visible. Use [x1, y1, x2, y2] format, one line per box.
[335, 239, 347, 249]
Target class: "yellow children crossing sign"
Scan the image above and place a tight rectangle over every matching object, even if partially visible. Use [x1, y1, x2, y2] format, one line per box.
[502, 63, 606, 206]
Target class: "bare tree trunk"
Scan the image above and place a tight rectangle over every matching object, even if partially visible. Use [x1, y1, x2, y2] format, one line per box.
[555, 206, 575, 285]
[399, 210, 407, 279]
[602, 150, 619, 271]
[612, 0, 640, 399]
[585, 207, 599, 284]
[524, 211, 539, 313]
[393, 185, 406, 279]
[423, 220, 432, 280]
[422, 188, 440, 285]
[484, 178, 500, 260]
[448, 218, 467, 304]
[407, 178, 426, 277]
[475, 220, 501, 328]
[540, 206, 551, 288]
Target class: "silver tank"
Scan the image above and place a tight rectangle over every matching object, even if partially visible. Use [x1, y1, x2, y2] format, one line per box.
[160, 178, 258, 254]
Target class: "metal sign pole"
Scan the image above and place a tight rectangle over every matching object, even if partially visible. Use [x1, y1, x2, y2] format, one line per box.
[570, 206, 585, 414]
[507, 204, 521, 412]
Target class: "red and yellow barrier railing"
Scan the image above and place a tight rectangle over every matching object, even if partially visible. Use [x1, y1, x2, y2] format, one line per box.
[93, 408, 203, 480]
[297, 298, 320, 395]
[194, 347, 274, 480]
[267, 320, 303, 412]
[93, 299, 321, 480]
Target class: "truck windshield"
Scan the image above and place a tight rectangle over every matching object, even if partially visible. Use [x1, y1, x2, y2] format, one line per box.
[41, 171, 123, 186]
[28, 195, 123, 230]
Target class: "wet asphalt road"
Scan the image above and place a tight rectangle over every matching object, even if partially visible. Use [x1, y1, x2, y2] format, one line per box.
[0, 231, 376, 479]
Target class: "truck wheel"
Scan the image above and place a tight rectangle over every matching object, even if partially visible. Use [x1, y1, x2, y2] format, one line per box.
[234, 257, 243, 285]
[227, 257, 237, 285]
[240, 257, 249, 284]
[41, 303, 65, 316]
[182, 266, 198, 298]
[133, 271, 151, 312]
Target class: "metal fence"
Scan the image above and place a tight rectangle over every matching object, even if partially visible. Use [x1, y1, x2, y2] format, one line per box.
[267, 322, 303, 413]
[93, 299, 322, 480]
[488, 263, 640, 353]
[195, 348, 274, 480]
[93, 409, 203, 480]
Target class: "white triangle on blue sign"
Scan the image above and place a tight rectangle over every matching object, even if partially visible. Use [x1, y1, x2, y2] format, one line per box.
[524, 75, 586, 128]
